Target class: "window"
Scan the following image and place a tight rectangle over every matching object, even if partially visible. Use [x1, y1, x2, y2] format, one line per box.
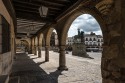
[89, 38, 92, 41]
[0, 15, 10, 54]
[86, 38, 88, 41]
[93, 38, 96, 41]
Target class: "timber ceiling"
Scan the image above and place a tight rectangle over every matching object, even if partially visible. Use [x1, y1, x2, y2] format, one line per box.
[12, 0, 81, 38]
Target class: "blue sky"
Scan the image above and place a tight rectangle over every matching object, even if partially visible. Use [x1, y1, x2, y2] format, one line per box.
[68, 14, 102, 37]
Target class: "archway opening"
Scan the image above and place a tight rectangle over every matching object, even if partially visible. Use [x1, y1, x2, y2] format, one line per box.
[16, 39, 29, 53]
[44, 28, 60, 64]
[50, 29, 59, 52]
[66, 14, 103, 82]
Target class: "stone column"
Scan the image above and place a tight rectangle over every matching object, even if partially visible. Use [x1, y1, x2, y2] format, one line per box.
[34, 45, 37, 55]
[38, 37, 42, 57]
[31, 39, 33, 54]
[45, 46, 49, 62]
[58, 45, 68, 70]
[38, 46, 41, 57]
[31, 38, 34, 54]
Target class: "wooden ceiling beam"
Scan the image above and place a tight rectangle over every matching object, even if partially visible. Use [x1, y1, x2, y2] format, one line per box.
[14, 4, 38, 11]
[17, 21, 45, 25]
[17, 25, 44, 28]
[17, 33, 35, 35]
[13, 0, 40, 7]
[17, 18, 44, 23]
[15, 9, 39, 14]
[16, 12, 54, 23]
[32, 0, 66, 7]
[42, 0, 70, 3]
[49, 7, 61, 11]
[17, 23, 44, 26]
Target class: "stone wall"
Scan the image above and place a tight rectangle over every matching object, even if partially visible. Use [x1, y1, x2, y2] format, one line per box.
[0, 0, 15, 76]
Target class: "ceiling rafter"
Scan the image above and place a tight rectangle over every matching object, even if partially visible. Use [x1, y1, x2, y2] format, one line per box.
[15, 9, 39, 14]
[32, 0, 66, 7]
[12, 0, 81, 38]
[16, 12, 54, 23]
[17, 21, 45, 25]
[13, 0, 40, 7]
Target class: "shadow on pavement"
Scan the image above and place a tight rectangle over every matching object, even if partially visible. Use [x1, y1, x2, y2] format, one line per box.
[9, 53, 63, 83]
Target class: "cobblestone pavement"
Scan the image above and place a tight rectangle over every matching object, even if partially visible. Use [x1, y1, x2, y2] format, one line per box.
[9, 51, 102, 83]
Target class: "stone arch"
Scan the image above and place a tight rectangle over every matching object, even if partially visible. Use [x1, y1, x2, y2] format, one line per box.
[60, 7, 107, 46]
[33, 37, 38, 55]
[44, 27, 58, 47]
[43, 27, 59, 61]
[39, 33, 43, 46]
[42, 34, 45, 48]
[37, 33, 43, 57]
[16, 39, 30, 52]
[58, 1, 124, 82]
[35, 37, 38, 46]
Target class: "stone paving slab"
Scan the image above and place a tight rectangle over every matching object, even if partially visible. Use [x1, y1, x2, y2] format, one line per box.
[9, 51, 102, 83]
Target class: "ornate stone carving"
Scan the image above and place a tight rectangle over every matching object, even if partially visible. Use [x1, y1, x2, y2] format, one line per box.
[95, 0, 114, 15]
[96, 0, 121, 46]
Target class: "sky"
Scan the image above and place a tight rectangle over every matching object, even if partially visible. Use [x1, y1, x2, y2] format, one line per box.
[68, 14, 102, 37]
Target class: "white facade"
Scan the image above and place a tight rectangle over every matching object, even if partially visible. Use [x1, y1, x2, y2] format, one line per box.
[66, 37, 74, 46]
[55, 33, 58, 46]
[66, 32, 103, 52]
[52, 32, 103, 52]
[84, 32, 103, 52]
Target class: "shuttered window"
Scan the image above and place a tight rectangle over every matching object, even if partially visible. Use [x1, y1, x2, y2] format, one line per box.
[0, 15, 10, 54]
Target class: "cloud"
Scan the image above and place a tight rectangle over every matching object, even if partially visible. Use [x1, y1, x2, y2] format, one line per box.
[68, 14, 102, 37]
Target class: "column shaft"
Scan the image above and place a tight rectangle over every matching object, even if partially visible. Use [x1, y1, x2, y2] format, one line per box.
[38, 46, 41, 57]
[58, 45, 68, 70]
[45, 46, 49, 61]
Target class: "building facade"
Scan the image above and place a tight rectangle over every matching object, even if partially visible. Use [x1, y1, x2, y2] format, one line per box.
[66, 32, 103, 52]
[85, 32, 103, 52]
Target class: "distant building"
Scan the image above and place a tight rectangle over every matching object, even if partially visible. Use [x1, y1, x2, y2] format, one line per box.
[51, 32, 103, 52]
[85, 32, 103, 52]
[66, 37, 74, 46]
[66, 32, 103, 52]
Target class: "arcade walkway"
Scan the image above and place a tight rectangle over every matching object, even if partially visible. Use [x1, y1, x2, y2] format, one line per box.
[9, 51, 101, 83]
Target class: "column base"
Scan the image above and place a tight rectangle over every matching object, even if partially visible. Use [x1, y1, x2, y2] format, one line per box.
[38, 54, 41, 58]
[38, 56, 41, 58]
[58, 66, 68, 71]
[45, 60, 49, 62]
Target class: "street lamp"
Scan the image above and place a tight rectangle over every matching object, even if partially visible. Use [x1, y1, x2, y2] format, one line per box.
[39, 6, 48, 17]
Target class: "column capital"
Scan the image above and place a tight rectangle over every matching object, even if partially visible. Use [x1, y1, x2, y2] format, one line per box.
[59, 45, 66, 51]
[45, 45, 49, 48]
